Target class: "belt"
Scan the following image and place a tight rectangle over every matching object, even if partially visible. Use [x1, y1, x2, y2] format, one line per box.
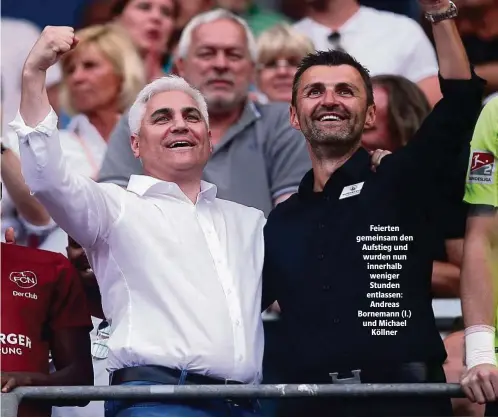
[110, 365, 244, 386]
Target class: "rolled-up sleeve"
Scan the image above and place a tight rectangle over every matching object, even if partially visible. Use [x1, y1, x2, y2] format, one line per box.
[9, 109, 122, 248]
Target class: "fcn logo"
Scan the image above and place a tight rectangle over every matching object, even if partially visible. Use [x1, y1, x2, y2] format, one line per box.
[10, 271, 38, 289]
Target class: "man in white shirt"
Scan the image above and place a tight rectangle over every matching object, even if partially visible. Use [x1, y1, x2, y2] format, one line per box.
[293, 0, 443, 106]
[11, 25, 265, 417]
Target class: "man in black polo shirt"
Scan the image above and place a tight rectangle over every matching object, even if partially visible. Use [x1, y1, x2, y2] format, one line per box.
[262, 0, 484, 416]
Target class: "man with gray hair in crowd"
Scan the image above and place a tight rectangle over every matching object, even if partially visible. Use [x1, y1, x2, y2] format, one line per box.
[11, 25, 266, 417]
[98, 8, 311, 217]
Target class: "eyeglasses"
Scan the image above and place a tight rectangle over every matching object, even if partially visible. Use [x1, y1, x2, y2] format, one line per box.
[258, 58, 301, 71]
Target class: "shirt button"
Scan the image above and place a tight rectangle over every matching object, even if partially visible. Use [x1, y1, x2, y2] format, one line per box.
[322, 285, 330, 291]
[227, 289, 232, 295]
[317, 254, 324, 260]
[238, 355, 243, 362]
[235, 320, 240, 326]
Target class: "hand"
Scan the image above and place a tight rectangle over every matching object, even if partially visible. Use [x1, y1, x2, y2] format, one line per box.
[368, 149, 392, 172]
[24, 26, 78, 72]
[461, 364, 498, 404]
[1, 372, 42, 393]
[5, 227, 16, 244]
[419, 0, 452, 13]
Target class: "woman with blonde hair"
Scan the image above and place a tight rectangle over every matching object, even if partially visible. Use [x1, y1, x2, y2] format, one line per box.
[58, 23, 146, 179]
[256, 23, 315, 103]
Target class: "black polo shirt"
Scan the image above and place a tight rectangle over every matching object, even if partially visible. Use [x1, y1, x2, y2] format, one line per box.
[262, 72, 484, 383]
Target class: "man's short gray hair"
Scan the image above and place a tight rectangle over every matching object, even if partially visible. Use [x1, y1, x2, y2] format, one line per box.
[128, 75, 209, 136]
[177, 8, 257, 63]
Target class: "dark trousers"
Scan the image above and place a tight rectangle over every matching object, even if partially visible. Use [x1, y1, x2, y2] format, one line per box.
[276, 363, 453, 417]
[105, 381, 261, 417]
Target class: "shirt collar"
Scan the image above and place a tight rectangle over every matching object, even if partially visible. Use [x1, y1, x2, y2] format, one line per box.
[127, 175, 217, 203]
[298, 147, 371, 198]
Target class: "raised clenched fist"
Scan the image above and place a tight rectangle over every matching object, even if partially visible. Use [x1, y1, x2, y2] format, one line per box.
[24, 26, 78, 72]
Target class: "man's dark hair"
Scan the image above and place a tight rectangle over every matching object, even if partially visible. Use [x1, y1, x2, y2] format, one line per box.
[291, 49, 374, 107]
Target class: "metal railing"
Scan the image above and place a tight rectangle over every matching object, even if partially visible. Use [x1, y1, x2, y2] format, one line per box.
[1, 383, 465, 417]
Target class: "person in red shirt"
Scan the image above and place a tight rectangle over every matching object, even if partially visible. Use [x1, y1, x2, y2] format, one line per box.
[1, 228, 94, 417]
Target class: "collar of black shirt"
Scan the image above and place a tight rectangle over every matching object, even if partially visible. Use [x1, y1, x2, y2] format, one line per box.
[298, 147, 372, 199]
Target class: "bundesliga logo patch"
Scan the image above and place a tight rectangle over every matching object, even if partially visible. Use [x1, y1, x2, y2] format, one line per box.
[468, 151, 495, 184]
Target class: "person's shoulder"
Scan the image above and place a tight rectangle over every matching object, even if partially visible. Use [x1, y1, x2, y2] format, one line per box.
[255, 101, 290, 118]
[1, 243, 70, 267]
[482, 95, 498, 116]
[267, 193, 301, 224]
[293, 17, 314, 31]
[474, 96, 498, 146]
[359, 6, 422, 31]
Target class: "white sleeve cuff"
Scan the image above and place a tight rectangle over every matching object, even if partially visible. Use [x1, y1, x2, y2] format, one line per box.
[8, 108, 58, 141]
[17, 214, 58, 236]
[465, 325, 497, 369]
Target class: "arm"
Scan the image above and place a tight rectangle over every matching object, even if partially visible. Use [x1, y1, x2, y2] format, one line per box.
[417, 76, 443, 107]
[460, 207, 498, 405]
[263, 104, 311, 207]
[97, 111, 143, 186]
[399, 15, 442, 106]
[432, 238, 464, 297]
[461, 207, 497, 328]
[9, 26, 121, 248]
[381, 1, 484, 182]
[459, 97, 498, 404]
[1, 147, 51, 226]
[432, 261, 461, 297]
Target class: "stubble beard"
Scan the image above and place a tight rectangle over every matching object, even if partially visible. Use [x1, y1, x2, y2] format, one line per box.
[304, 119, 362, 159]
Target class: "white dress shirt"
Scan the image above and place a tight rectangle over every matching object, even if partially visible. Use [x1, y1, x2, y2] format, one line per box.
[294, 6, 439, 83]
[10, 109, 266, 383]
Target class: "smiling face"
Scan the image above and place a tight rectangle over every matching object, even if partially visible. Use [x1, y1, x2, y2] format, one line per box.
[290, 64, 375, 153]
[131, 90, 212, 180]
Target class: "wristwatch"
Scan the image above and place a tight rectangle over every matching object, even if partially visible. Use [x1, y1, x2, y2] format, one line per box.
[424, 1, 458, 23]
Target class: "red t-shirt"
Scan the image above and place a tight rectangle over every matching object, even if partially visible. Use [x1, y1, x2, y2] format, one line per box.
[1, 243, 92, 417]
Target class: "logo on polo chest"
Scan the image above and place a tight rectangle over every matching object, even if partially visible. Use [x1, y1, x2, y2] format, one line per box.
[339, 182, 364, 200]
[10, 271, 38, 289]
